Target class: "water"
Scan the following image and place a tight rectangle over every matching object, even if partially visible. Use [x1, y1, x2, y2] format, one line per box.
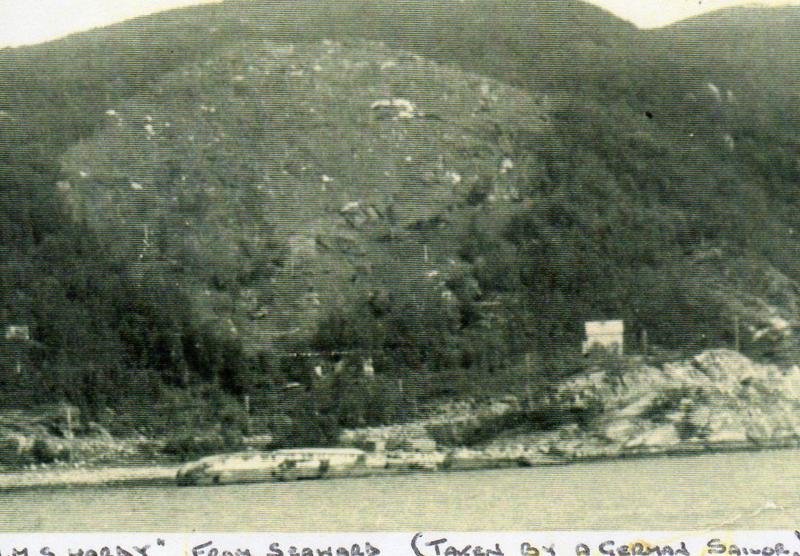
[1, 449, 799, 531]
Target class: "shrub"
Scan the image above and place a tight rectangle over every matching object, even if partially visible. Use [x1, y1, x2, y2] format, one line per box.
[31, 438, 58, 464]
[161, 433, 232, 462]
[0, 440, 32, 468]
[426, 411, 530, 447]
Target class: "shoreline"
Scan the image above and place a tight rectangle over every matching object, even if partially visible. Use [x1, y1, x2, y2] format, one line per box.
[2, 438, 799, 492]
[0, 464, 181, 492]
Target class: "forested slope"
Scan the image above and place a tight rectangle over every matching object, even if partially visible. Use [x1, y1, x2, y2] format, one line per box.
[2, 0, 800, 449]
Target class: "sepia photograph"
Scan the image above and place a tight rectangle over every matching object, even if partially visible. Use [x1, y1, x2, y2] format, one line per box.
[2, 0, 800, 531]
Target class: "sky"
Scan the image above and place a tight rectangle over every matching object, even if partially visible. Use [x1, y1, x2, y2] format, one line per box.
[0, 0, 222, 48]
[588, 0, 800, 27]
[1, 0, 800, 48]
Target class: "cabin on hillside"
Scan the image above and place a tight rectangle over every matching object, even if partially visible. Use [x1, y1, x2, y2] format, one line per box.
[582, 320, 624, 355]
[4, 325, 30, 341]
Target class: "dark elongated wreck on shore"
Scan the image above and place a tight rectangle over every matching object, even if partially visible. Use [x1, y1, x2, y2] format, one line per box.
[174, 447, 535, 486]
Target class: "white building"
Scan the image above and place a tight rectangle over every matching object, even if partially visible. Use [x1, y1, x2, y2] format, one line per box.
[582, 320, 624, 355]
[4, 325, 30, 341]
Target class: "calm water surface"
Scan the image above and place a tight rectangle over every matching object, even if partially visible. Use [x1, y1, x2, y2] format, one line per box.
[1, 449, 799, 530]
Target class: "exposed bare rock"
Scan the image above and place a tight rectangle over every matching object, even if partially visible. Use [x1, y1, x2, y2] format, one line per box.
[552, 349, 800, 453]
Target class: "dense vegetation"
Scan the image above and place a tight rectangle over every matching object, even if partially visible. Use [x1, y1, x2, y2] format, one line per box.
[2, 0, 800, 448]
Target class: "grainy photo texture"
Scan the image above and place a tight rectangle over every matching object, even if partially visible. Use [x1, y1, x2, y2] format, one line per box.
[1, 0, 800, 531]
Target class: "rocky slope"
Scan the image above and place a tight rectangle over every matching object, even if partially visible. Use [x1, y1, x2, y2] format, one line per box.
[58, 38, 551, 352]
[55, 33, 800, 361]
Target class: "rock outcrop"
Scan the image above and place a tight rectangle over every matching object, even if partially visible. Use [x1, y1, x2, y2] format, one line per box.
[345, 349, 800, 462]
[520, 349, 800, 457]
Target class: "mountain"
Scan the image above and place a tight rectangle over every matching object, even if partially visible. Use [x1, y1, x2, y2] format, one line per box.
[3, 0, 800, 447]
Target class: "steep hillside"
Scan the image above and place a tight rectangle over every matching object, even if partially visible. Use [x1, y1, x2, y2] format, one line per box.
[656, 5, 800, 92]
[59, 39, 552, 353]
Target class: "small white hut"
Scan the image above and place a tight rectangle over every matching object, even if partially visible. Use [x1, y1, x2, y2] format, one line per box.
[582, 320, 624, 355]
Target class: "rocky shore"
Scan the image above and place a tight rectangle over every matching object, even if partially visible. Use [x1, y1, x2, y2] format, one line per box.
[4, 348, 800, 490]
[342, 349, 800, 461]
[4, 437, 800, 491]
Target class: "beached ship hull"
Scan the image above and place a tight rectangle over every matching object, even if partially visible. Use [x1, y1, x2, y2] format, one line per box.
[176, 448, 375, 486]
[175, 446, 551, 485]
